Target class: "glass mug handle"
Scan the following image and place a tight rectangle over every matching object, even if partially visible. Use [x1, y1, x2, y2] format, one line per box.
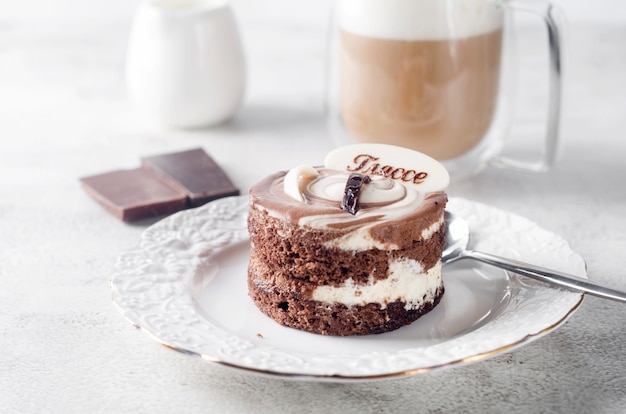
[494, 0, 564, 172]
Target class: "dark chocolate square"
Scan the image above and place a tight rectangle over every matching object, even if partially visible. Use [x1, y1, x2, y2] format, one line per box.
[142, 148, 240, 207]
[80, 168, 187, 221]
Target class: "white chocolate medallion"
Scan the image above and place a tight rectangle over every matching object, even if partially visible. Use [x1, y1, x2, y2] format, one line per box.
[324, 143, 450, 194]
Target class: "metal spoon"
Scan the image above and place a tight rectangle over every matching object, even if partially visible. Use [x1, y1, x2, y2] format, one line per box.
[443, 211, 626, 303]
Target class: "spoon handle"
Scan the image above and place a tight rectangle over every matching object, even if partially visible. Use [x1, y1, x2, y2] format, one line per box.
[464, 250, 626, 303]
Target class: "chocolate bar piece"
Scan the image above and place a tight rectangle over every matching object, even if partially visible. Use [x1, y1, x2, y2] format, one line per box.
[80, 148, 240, 221]
[142, 148, 240, 207]
[80, 168, 187, 222]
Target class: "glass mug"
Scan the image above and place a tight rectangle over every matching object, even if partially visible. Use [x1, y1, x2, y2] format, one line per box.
[325, 0, 563, 180]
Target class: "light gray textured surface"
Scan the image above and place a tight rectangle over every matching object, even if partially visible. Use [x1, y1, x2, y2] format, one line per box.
[1, 0, 625, 412]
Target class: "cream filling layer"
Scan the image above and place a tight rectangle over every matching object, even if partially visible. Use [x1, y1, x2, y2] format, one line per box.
[323, 226, 397, 251]
[311, 260, 442, 310]
[421, 217, 444, 240]
[324, 218, 442, 251]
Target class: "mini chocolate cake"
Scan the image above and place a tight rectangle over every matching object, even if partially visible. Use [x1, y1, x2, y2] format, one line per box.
[247, 144, 450, 336]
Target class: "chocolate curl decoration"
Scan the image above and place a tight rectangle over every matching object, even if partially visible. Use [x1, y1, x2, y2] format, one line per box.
[341, 173, 371, 215]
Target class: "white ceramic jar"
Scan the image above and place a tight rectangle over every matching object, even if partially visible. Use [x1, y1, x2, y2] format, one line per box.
[126, 0, 246, 129]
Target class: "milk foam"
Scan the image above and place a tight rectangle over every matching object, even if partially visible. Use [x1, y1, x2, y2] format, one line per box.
[151, 0, 228, 11]
[337, 0, 503, 40]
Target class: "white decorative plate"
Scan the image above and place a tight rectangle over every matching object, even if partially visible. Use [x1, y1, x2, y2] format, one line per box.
[111, 196, 586, 381]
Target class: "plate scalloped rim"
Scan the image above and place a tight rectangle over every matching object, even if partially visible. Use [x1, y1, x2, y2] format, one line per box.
[110, 196, 586, 380]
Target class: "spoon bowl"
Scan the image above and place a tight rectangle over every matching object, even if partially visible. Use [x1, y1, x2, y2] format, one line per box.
[442, 211, 626, 303]
[442, 211, 470, 264]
